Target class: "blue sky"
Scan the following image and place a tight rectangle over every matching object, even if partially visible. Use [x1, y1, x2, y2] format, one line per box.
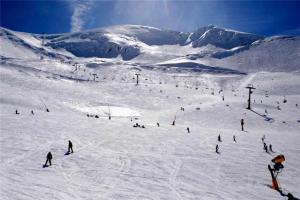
[1, 0, 300, 36]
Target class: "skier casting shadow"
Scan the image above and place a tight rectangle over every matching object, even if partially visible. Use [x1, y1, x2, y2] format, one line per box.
[65, 140, 74, 155]
[43, 152, 52, 168]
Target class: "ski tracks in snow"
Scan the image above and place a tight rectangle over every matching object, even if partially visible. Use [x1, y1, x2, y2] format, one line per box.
[168, 159, 183, 200]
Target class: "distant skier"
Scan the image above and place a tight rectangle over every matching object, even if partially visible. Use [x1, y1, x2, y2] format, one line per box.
[172, 120, 175, 126]
[262, 135, 266, 143]
[241, 119, 244, 131]
[31, 110, 34, 115]
[187, 127, 190, 133]
[216, 144, 219, 154]
[46, 108, 50, 112]
[15, 109, 19, 115]
[269, 144, 273, 153]
[108, 115, 111, 120]
[233, 135, 236, 142]
[222, 95, 224, 101]
[157, 122, 160, 127]
[44, 152, 53, 166]
[218, 134, 222, 142]
[68, 140, 74, 153]
[263, 142, 268, 153]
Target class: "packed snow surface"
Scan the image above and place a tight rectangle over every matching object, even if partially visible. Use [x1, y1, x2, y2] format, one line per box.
[0, 25, 300, 200]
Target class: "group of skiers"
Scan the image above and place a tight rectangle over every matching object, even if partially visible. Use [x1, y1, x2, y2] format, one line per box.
[44, 140, 73, 167]
[262, 135, 274, 153]
[133, 123, 145, 128]
[15, 108, 49, 115]
[215, 134, 237, 154]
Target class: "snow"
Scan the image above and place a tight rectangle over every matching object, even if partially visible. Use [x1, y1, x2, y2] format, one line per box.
[0, 25, 300, 200]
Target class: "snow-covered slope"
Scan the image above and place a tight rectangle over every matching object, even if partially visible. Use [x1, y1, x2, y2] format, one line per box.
[1, 55, 300, 200]
[0, 28, 73, 60]
[190, 25, 263, 49]
[0, 24, 300, 200]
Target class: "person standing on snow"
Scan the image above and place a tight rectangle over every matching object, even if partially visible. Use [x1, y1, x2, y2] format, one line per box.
[218, 134, 222, 142]
[68, 140, 73, 153]
[216, 144, 219, 154]
[44, 152, 52, 166]
[263, 142, 268, 153]
[241, 119, 244, 131]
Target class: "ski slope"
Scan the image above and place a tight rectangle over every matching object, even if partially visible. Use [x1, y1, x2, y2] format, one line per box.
[0, 25, 300, 200]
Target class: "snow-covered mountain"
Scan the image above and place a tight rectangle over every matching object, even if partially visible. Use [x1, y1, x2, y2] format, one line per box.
[0, 24, 299, 73]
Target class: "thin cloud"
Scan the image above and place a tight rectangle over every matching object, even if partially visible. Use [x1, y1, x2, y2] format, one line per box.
[70, 0, 93, 33]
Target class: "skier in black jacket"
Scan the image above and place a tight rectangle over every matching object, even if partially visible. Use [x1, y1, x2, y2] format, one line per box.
[68, 140, 73, 153]
[44, 152, 52, 166]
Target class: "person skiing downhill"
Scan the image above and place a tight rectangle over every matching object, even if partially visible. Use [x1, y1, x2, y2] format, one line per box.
[187, 127, 190, 133]
[68, 140, 73, 153]
[44, 152, 52, 166]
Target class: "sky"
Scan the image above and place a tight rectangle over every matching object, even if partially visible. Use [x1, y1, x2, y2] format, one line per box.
[1, 0, 300, 36]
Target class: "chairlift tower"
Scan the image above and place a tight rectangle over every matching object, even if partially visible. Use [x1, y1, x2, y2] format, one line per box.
[246, 84, 256, 110]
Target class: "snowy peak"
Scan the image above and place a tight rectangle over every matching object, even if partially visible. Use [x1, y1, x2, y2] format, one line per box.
[190, 25, 264, 49]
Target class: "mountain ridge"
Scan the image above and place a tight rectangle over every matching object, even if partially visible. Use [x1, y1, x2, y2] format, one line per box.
[0, 24, 299, 73]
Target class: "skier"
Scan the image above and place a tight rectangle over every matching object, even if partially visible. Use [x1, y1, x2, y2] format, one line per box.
[264, 142, 268, 153]
[269, 144, 273, 153]
[216, 144, 219, 154]
[31, 110, 34, 115]
[187, 127, 190, 133]
[262, 135, 266, 143]
[172, 120, 175, 126]
[15, 109, 19, 115]
[218, 134, 222, 142]
[44, 152, 53, 166]
[241, 119, 244, 131]
[233, 135, 236, 142]
[222, 95, 224, 101]
[68, 140, 73, 153]
[46, 108, 50, 112]
[157, 122, 160, 127]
